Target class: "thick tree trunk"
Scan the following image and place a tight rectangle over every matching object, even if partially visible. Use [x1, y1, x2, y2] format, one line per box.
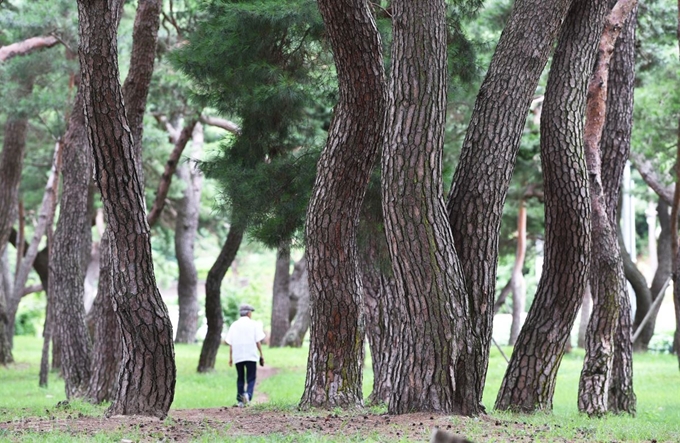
[281, 256, 310, 347]
[495, 0, 606, 412]
[600, 2, 638, 414]
[77, 0, 175, 418]
[446, 0, 574, 410]
[197, 224, 244, 372]
[85, 232, 121, 404]
[300, 0, 386, 410]
[51, 89, 94, 399]
[269, 240, 291, 347]
[382, 0, 470, 415]
[174, 123, 203, 344]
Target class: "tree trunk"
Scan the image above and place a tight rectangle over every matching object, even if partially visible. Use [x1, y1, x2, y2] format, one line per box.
[382, 0, 470, 415]
[281, 256, 310, 347]
[50, 88, 94, 399]
[300, 0, 386, 410]
[269, 240, 291, 347]
[85, 231, 121, 404]
[631, 201, 671, 350]
[600, 2, 638, 414]
[495, 0, 606, 412]
[77, 0, 175, 418]
[446, 0, 574, 410]
[174, 123, 203, 344]
[578, 284, 592, 348]
[0, 252, 13, 365]
[197, 224, 244, 372]
[674, 8, 680, 368]
[509, 200, 528, 346]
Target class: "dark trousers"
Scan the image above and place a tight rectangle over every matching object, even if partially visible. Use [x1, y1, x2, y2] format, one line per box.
[235, 360, 257, 403]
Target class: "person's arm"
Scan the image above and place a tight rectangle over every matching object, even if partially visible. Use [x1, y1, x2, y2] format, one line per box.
[229, 344, 233, 367]
[256, 341, 264, 366]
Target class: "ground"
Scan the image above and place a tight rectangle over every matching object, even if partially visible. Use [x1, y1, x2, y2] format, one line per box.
[0, 367, 607, 442]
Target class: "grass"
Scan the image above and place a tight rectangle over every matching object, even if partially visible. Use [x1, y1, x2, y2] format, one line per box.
[2, 336, 680, 441]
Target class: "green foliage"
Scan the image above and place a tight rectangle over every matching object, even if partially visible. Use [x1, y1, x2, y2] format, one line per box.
[14, 293, 45, 336]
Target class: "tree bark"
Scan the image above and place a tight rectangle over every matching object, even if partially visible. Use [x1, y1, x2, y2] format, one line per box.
[509, 200, 528, 346]
[174, 123, 203, 344]
[495, 0, 607, 412]
[281, 256, 310, 348]
[0, 35, 59, 62]
[0, 251, 13, 365]
[197, 223, 244, 372]
[85, 231, 121, 404]
[382, 0, 470, 415]
[269, 240, 291, 347]
[446, 0, 575, 410]
[577, 0, 638, 417]
[77, 0, 175, 418]
[300, 0, 386, 410]
[600, 2, 638, 414]
[51, 88, 94, 399]
[578, 284, 592, 348]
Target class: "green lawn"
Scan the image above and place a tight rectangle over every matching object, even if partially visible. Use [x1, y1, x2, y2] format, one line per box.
[2, 336, 680, 442]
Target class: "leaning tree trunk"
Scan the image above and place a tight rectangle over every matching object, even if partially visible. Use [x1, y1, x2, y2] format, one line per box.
[51, 88, 94, 399]
[300, 0, 386, 410]
[446, 0, 575, 411]
[197, 223, 244, 372]
[269, 240, 291, 347]
[382, 0, 470, 415]
[174, 123, 204, 344]
[600, 2, 638, 414]
[578, 0, 638, 417]
[495, 0, 607, 412]
[281, 256, 310, 347]
[77, 0, 175, 418]
[633, 200, 672, 350]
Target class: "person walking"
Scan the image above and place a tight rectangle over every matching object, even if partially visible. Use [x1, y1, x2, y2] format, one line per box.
[225, 303, 266, 407]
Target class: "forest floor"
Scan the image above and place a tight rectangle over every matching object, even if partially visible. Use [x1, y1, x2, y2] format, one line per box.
[1, 365, 601, 442]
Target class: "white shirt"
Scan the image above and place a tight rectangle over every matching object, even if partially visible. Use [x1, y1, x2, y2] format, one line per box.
[225, 316, 265, 364]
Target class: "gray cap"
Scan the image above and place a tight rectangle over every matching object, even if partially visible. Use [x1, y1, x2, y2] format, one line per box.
[239, 303, 255, 315]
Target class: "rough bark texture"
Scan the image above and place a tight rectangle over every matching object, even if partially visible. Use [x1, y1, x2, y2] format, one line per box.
[86, 232, 121, 404]
[300, 0, 386, 410]
[600, 3, 638, 414]
[445, 0, 574, 410]
[269, 241, 291, 347]
[197, 224, 244, 372]
[382, 0, 469, 415]
[77, 0, 175, 418]
[51, 89, 94, 399]
[495, 0, 606, 412]
[577, 0, 638, 417]
[174, 123, 203, 344]
[281, 256, 310, 348]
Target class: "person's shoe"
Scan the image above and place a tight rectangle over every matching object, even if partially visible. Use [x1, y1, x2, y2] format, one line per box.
[237, 401, 244, 408]
[242, 393, 250, 406]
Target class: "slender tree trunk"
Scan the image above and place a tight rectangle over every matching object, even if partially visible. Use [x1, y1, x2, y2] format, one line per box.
[674, 2, 680, 368]
[51, 88, 95, 399]
[446, 0, 575, 410]
[174, 123, 203, 344]
[281, 256, 310, 347]
[382, 0, 470, 415]
[197, 224, 244, 372]
[77, 0, 175, 418]
[495, 0, 607, 412]
[300, 0, 386, 410]
[0, 252, 13, 365]
[269, 240, 291, 347]
[509, 200, 528, 346]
